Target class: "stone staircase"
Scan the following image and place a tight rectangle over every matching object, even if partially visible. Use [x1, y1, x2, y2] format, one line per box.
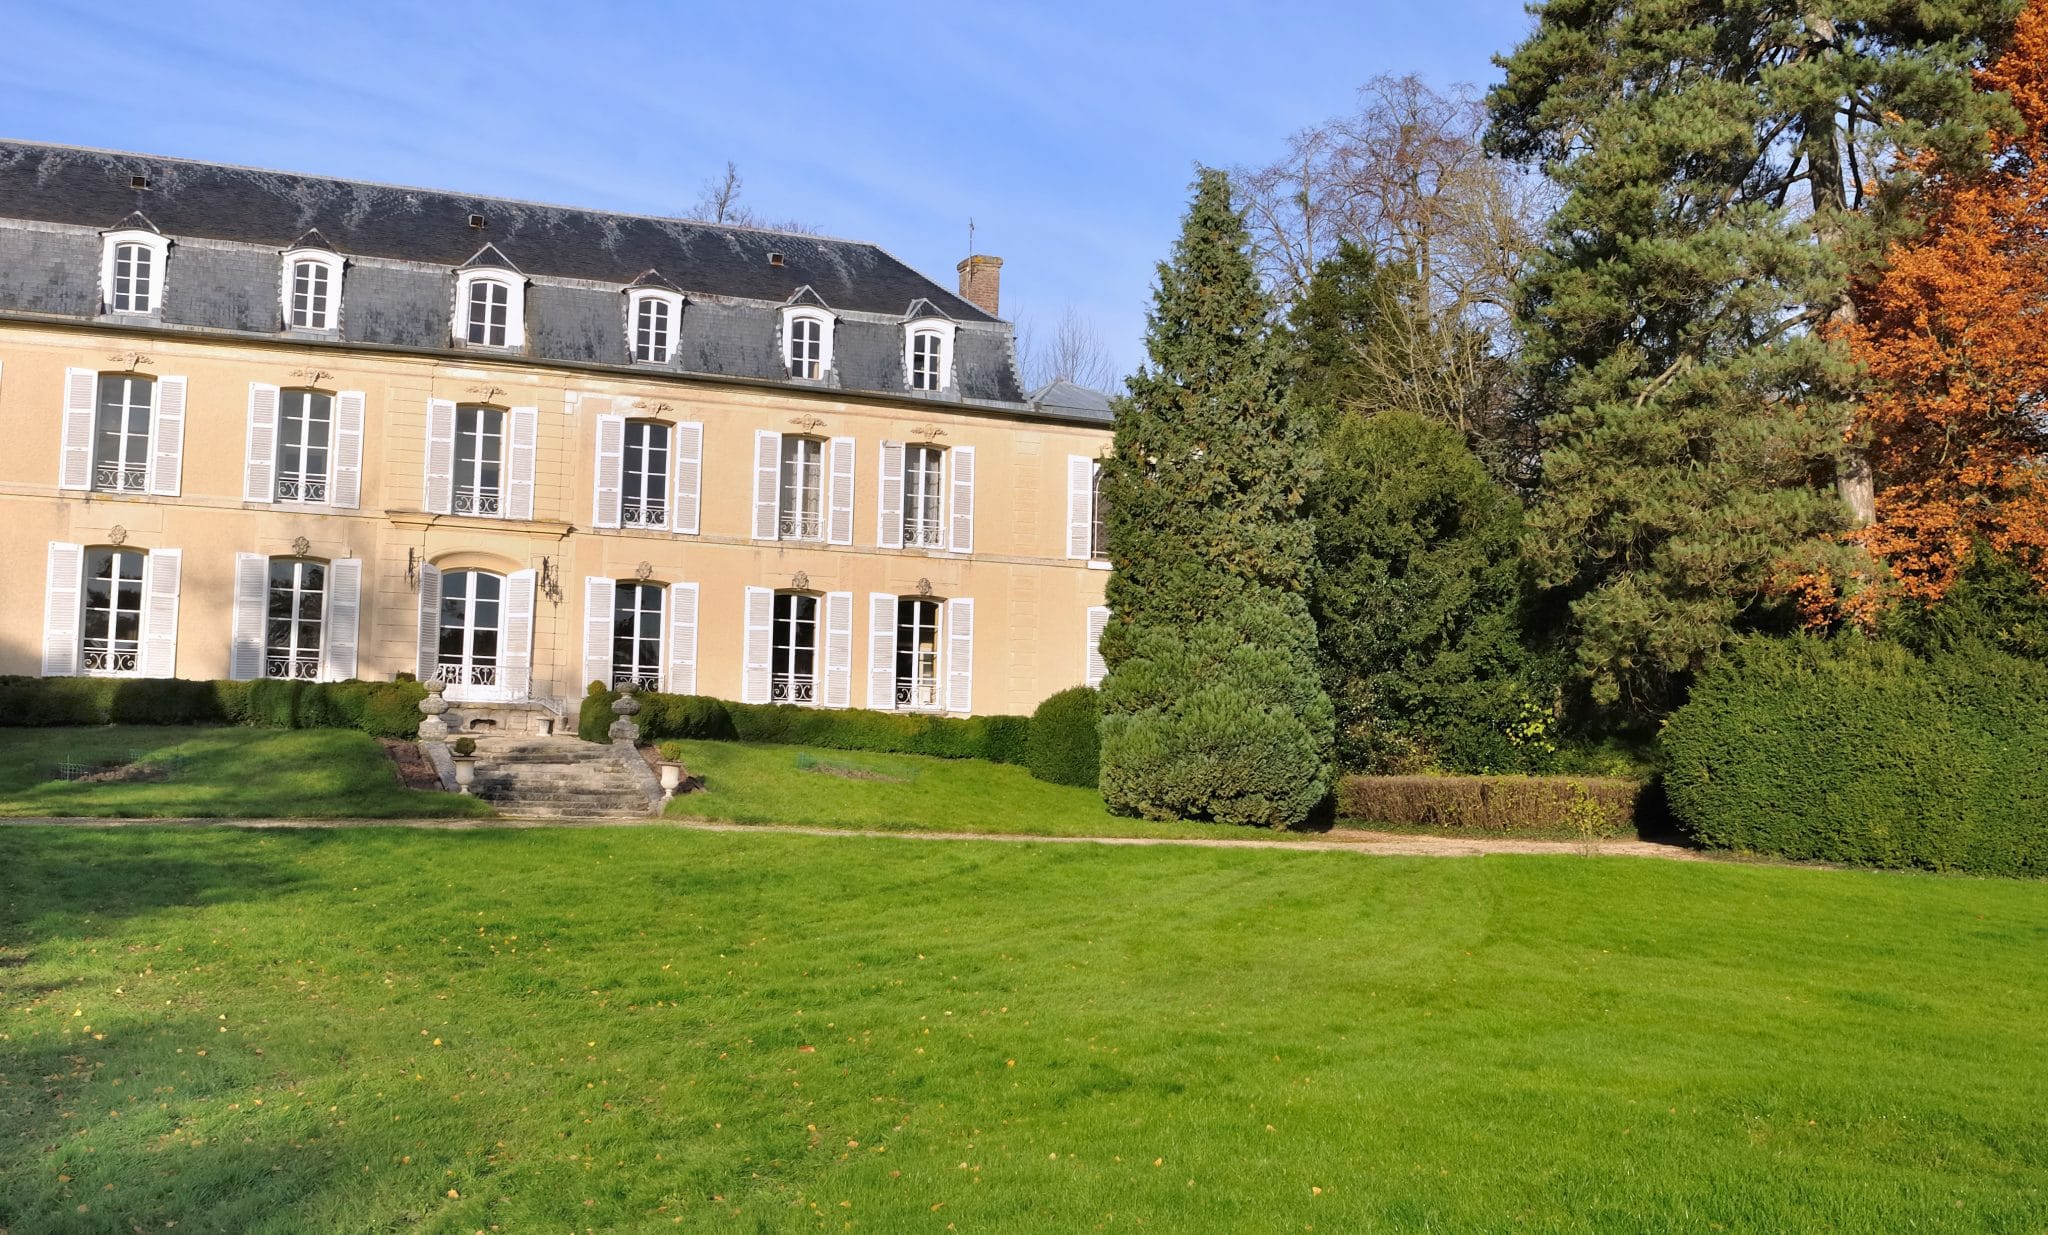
[464, 735, 661, 819]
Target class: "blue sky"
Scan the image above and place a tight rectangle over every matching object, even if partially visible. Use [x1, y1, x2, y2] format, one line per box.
[3, 1, 1534, 378]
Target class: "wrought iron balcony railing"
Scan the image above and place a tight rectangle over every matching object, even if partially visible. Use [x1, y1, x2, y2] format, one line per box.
[778, 509, 823, 541]
[267, 654, 321, 680]
[613, 671, 661, 692]
[275, 472, 328, 503]
[453, 487, 502, 517]
[433, 661, 498, 687]
[82, 639, 140, 676]
[903, 519, 945, 549]
[769, 674, 815, 704]
[94, 463, 148, 493]
[621, 500, 668, 529]
[895, 680, 941, 709]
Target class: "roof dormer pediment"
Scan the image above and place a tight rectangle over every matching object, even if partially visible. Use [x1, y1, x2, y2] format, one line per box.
[458, 242, 521, 274]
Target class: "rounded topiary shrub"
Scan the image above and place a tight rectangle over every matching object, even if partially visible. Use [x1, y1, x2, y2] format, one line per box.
[1027, 686, 1101, 788]
[578, 681, 619, 744]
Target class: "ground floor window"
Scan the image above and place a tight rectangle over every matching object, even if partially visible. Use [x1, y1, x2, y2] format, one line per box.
[772, 591, 818, 704]
[82, 548, 145, 675]
[612, 581, 663, 691]
[436, 570, 502, 688]
[895, 597, 940, 709]
[266, 558, 325, 680]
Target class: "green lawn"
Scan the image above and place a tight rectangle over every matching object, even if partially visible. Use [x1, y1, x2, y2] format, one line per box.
[2, 827, 2044, 1233]
[0, 727, 487, 819]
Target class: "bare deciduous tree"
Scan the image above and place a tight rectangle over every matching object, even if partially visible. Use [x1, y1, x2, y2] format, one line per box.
[1017, 306, 1122, 392]
[685, 160, 821, 235]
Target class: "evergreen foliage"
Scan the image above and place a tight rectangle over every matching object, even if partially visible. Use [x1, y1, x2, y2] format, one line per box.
[1486, 1, 2019, 717]
[1098, 169, 1333, 826]
[1881, 544, 2048, 660]
[1285, 240, 1411, 429]
[1026, 686, 1102, 788]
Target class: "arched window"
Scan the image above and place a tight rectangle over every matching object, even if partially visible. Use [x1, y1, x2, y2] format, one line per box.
[100, 228, 169, 316]
[787, 315, 824, 378]
[81, 547, 146, 676]
[265, 558, 326, 680]
[612, 581, 664, 691]
[455, 263, 526, 349]
[1090, 461, 1106, 560]
[282, 250, 343, 331]
[629, 289, 682, 363]
[435, 570, 503, 689]
[903, 318, 955, 391]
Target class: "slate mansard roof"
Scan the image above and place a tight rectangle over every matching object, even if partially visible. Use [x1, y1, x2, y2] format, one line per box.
[0, 140, 1104, 419]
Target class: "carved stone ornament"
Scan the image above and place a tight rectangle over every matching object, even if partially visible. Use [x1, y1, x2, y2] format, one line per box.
[790, 414, 826, 433]
[635, 561, 654, 581]
[292, 536, 312, 557]
[417, 680, 451, 741]
[912, 423, 945, 442]
[916, 577, 934, 597]
[107, 525, 127, 546]
[790, 570, 810, 591]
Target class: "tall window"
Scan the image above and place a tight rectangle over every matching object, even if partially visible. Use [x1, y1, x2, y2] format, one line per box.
[623, 421, 670, 528]
[276, 390, 332, 503]
[771, 592, 819, 704]
[1090, 462, 1107, 560]
[895, 598, 941, 709]
[904, 445, 945, 547]
[633, 295, 672, 363]
[612, 582, 664, 691]
[288, 259, 333, 330]
[466, 279, 511, 347]
[81, 548, 145, 676]
[454, 406, 504, 516]
[909, 330, 943, 390]
[787, 316, 823, 379]
[265, 559, 325, 680]
[94, 374, 153, 493]
[112, 242, 155, 314]
[778, 436, 825, 540]
[436, 570, 502, 687]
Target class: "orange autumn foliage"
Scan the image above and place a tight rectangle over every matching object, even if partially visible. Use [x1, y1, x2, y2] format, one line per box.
[1817, 2, 2048, 625]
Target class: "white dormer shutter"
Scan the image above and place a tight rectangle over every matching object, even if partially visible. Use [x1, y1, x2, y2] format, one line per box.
[331, 391, 365, 509]
[592, 414, 624, 529]
[945, 597, 974, 715]
[503, 569, 537, 697]
[41, 542, 84, 676]
[324, 558, 362, 681]
[147, 375, 187, 497]
[827, 435, 856, 546]
[877, 441, 905, 549]
[243, 383, 280, 503]
[59, 369, 96, 491]
[1086, 605, 1110, 688]
[673, 421, 703, 536]
[415, 563, 443, 681]
[823, 590, 853, 708]
[666, 581, 698, 695]
[868, 592, 898, 709]
[948, 445, 976, 554]
[582, 576, 614, 691]
[230, 552, 268, 680]
[141, 548, 181, 678]
[1067, 455, 1094, 559]
[742, 586, 773, 703]
[752, 430, 781, 541]
[424, 399, 457, 514]
[506, 406, 538, 520]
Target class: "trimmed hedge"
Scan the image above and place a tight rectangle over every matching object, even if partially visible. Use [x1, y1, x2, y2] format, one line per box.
[1336, 774, 1644, 836]
[585, 689, 1028, 764]
[1662, 636, 2048, 876]
[0, 675, 426, 738]
[578, 682, 619, 743]
[1028, 686, 1101, 788]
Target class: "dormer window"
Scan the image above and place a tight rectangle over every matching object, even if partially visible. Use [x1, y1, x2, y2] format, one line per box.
[467, 279, 511, 346]
[454, 255, 526, 350]
[780, 301, 835, 380]
[99, 228, 169, 317]
[628, 288, 683, 364]
[902, 315, 957, 393]
[281, 248, 344, 332]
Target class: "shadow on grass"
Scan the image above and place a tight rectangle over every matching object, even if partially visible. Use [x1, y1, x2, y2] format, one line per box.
[0, 829, 307, 948]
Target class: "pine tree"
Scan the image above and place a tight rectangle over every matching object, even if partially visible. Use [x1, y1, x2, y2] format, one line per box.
[1487, 1, 2018, 716]
[1098, 170, 1333, 827]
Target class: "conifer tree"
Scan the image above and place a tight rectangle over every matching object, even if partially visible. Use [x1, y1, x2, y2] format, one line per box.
[1487, 1, 2018, 716]
[1098, 170, 1333, 827]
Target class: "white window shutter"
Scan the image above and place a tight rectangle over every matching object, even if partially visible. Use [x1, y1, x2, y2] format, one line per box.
[868, 592, 898, 709]
[507, 406, 538, 520]
[827, 436, 856, 546]
[752, 430, 781, 541]
[1067, 455, 1094, 559]
[673, 421, 703, 536]
[582, 576, 614, 691]
[331, 391, 365, 509]
[147, 375, 187, 497]
[141, 548, 181, 678]
[1086, 605, 1110, 688]
[41, 542, 84, 676]
[325, 558, 362, 681]
[823, 590, 854, 709]
[503, 568, 537, 697]
[949, 445, 975, 554]
[742, 586, 773, 703]
[592, 414, 624, 529]
[229, 552, 268, 680]
[666, 581, 699, 695]
[877, 441, 905, 549]
[946, 597, 974, 715]
[59, 369, 95, 491]
[415, 563, 443, 681]
[243, 383, 280, 502]
[424, 398, 457, 514]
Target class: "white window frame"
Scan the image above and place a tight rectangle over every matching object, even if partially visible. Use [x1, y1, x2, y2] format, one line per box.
[779, 436, 827, 541]
[453, 404, 507, 517]
[263, 557, 328, 681]
[894, 596, 944, 711]
[611, 580, 665, 691]
[99, 229, 169, 317]
[771, 591, 821, 706]
[903, 318, 956, 392]
[275, 388, 335, 504]
[455, 268, 526, 349]
[92, 373, 155, 494]
[628, 289, 683, 364]
[280, 248, 344, 332]
[781, 307, 834, 379]
[80, 546, 148, 677]
[621, 419, 672, 530]
[903, 444, 946, 548]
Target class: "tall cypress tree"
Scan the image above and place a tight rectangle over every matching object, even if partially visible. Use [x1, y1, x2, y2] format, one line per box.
[1098, 170, 1333, 827]
[1487, 1, 2018, 716]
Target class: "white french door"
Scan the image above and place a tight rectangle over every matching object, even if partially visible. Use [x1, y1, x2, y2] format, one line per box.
[436, 569, 507, 701]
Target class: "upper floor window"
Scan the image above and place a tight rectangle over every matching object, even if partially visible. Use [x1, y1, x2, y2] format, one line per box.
[909, 331, 943, 389]
[623, 420, 670, 529]
[454, 405, 505, 516]
[629, 290, 682, 364]
[1091, 462, 1107, 560]
[904, 445, 945, 548]
[781, 308, 834, 380]
[282, 250, 343, 331]
[95, 374, 153, 493]
[902, 317, 956, 393]
[276, 390, 332, 503]
[612, 581, 664, 692]
[895, 597, 941, 710]
[266, 558, 326, 681]
[771, 591, 820, 705]
[467, 279, 511, 346]
[455, 262, 525, 350]
[779, 436, 826, 541]
[100, 228, 168, 316]
[81, 547, 146, 677]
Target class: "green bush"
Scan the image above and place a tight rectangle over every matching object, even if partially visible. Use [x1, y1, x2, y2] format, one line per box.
[578, 681, 619, 744]
[1336, 775, 1643, 835]
[1661, 636, 2048, 876]
[1028, 687, 1101, 788]
[0, 676, 424, 738]
[589, 689, 1029, 763]
[637, 693, 738, 741]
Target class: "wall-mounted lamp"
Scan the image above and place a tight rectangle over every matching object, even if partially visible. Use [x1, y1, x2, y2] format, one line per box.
[540, 556, 562, 604]
[406, 547, 420, 591]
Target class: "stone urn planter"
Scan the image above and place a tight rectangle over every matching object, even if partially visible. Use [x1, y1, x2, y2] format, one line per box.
[417, 679, 451, 742]
[609, 684, 642, 743]
[450, 736, 478, 794]
[657, 760, 685, 801]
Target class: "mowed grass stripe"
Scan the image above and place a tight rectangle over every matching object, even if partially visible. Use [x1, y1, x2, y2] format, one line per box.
[1, 826, 2044, 1233]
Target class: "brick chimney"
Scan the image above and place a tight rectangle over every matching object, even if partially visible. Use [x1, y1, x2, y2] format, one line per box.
[956, 254, 1003, 316]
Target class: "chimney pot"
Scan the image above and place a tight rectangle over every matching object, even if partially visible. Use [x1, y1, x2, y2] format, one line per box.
[956, 254, 1003, 316]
